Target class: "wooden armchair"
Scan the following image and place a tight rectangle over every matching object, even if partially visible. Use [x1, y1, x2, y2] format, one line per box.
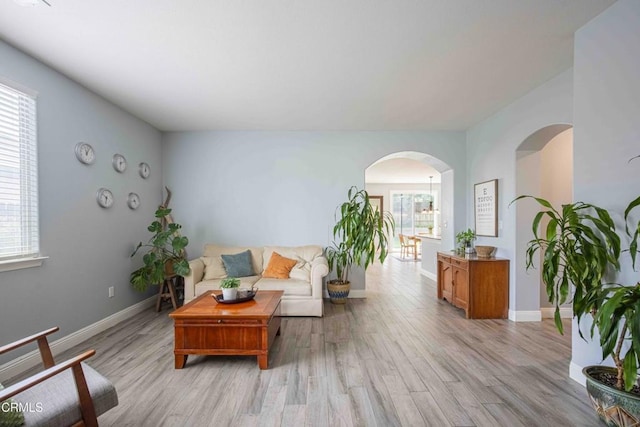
[0, 327, 118, 427]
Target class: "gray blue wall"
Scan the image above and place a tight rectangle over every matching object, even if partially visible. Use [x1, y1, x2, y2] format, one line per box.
[162, 131, 466, 290]
[0, 39, 163, 362]
[571, 0, 640, 374]
[466, 69, 573, 319]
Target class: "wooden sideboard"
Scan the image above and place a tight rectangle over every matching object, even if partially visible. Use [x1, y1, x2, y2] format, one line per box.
[437, 252, 509, 319]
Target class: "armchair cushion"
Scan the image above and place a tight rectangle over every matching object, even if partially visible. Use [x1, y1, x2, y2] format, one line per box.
[14, 363, 117, 427]
[0, 382, 25, 427]
[221, 250, 255, 277]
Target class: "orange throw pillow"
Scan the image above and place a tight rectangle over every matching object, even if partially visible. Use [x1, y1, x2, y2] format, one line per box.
[263, 252, 298, 279]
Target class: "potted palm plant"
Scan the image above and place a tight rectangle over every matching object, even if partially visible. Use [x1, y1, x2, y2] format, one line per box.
[513, 192, 640, 426]
[325, 186, 395, 303]
[130, 207, 190, 292]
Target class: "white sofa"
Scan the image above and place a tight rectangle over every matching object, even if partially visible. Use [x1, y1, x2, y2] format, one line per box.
[183, 244, 328, 317]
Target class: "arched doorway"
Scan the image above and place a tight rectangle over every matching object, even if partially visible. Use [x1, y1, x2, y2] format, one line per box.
[514, 124, 573, 320]
[364, 151, 454, 282]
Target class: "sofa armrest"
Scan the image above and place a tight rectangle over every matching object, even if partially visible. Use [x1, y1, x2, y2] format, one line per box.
[183, 258, 205, 301]
[310, 257, 329, 299]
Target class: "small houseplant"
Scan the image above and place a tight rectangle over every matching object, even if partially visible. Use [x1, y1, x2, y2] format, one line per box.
[325, 186, 395, 303]
[513, 193, 640, 425]
[220, 278, 240, 300]
[130, 207, 190, 292]
[455, 228, 476, 254]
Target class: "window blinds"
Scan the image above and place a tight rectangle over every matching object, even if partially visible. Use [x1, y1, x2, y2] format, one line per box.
[0, 81, 39, 260]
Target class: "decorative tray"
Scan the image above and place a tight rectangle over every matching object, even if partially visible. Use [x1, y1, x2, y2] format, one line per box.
[212, 290, 257, 304]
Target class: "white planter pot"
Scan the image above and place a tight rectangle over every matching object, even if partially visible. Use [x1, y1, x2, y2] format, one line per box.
[222, 288, 238, 301]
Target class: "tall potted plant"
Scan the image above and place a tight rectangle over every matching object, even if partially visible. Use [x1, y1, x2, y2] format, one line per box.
[130, 207, 190, 292]
[325, 187, 395, 303]
[513, 193, 640, 426]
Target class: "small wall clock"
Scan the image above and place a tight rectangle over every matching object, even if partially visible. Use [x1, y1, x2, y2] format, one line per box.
[96, 188, 114, 208]
[127, 192, 140, 210]
[139, 162, 150, 179]
[112, 154, 127, 173]
[74, 142, 95, 165]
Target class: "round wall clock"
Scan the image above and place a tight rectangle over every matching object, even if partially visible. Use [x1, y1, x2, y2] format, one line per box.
[74, 142, 95, 165]
[139, 162, 150, 179]
[96, 188, 114, 208]
[112, 154, 127, 173]
[127, 192, 140, 210]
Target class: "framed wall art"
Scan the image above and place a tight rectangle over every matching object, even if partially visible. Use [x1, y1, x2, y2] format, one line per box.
[369, 195, 383, 215]
[474, 179, 498, 237]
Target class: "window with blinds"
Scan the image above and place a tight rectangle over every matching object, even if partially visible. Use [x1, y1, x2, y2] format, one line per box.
[0, 81, 39, 261]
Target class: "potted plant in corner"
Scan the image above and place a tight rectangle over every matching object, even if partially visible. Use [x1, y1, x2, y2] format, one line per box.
[325, 186, 395, 304]
[220, 278, 240, 301]
[130, 207, 190, 292]
[455, 228, 476, 254]
[513, 192, 640, 426]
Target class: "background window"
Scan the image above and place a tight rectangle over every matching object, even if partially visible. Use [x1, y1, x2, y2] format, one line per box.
[0, 81, 39, 261]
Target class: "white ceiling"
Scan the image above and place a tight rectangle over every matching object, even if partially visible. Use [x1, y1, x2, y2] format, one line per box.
[0, 0, 614, 132]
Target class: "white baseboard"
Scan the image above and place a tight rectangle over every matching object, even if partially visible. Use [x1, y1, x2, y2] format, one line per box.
[348, 290, 366, 298]
[419, 268, 437, 281]
[570, 361, 586, 387]
[541, 307, 573, 319]
[508, 309, 542, 322]
[323, 289, 367, 299]
[0, 296, 155, 382]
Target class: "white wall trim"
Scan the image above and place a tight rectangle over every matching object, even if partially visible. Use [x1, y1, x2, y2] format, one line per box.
[508, 309, 542, 322]
[570, 361, 586, 387]
[323, 289, 367, 299]
[0, 256, 48, 273]
[419, 268, 437, 282]
[0, 296, 155, 382]
[541, 307, 572, 319]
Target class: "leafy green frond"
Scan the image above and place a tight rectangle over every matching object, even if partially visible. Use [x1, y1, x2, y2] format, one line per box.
[130, 206, 190, 292]
[327, 186, 395, 284]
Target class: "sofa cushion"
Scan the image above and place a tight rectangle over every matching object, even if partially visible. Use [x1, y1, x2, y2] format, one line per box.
[201, 256, 227, 280]
[263, 252, 298, 279]
[289, 263, 311, 282]
[257, 278, 312, 296]
[0, 381, 25, 427]
[221, 250, 255, 277]
[203, 245, 264, 274]
[263, 245, 323, 267]
[262, 245, 322, 283]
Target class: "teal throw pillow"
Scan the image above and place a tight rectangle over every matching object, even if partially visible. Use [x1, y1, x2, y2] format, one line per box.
[221, 250, 255, 278]
[0, 382, 25, 427]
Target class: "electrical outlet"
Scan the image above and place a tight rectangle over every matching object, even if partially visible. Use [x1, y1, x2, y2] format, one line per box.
[108, 286, 115, 298]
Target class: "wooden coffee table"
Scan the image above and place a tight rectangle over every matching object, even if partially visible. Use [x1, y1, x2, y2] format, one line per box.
[169, 290, 282, 370]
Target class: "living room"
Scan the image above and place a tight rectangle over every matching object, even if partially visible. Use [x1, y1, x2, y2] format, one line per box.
[1, 0, 639, 425]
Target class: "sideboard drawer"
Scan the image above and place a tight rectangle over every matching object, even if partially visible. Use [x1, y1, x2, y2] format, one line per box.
[437, 254, 450, 263]
[452, 258, 468, 270]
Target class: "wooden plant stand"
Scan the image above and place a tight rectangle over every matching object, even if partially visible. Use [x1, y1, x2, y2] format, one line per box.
[156, 275, 179, 312]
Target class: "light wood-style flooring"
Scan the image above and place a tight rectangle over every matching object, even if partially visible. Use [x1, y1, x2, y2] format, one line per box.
[53, 256, 598, 426]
